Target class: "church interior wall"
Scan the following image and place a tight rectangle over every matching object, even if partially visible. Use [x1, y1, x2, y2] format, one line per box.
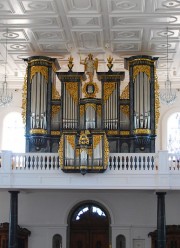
[0, 190, 180, 248]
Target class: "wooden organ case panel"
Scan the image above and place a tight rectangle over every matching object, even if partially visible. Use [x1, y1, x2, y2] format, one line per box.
[149, 225, 180, 248]
[0, 223, 31, 248]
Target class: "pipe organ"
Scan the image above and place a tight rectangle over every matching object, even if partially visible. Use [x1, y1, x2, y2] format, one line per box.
[23, 55, 159, 173]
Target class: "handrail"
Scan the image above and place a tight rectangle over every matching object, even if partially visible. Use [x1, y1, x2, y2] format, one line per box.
[1, 151, 180, 173]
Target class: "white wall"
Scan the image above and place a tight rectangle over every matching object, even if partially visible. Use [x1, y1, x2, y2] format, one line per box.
[0, 89, 23, 150]
[0, 189, 179, 248]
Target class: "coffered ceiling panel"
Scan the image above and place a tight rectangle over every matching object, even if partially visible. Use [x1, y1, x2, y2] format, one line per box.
[0, 0, 15, 14]
[72, 30, 103, 51]
[68, 16, 102, 28]
[108, 0, 145, 13]
[110, 29, 143, 41]
[18, 0, 57, 13]
[62, 0, 100, 13]
[0, 0, 180, 89]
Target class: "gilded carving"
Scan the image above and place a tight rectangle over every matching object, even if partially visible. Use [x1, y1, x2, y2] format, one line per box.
[97, 105, 101, 116]
[120, 105, 129, 117]
[66, 135, 75, 149]
[51, 131, 61, 135]
[107, 130, 119, 135]
[52, 105, 60, 117]
[85, 103, 96, 111]
[120, 131, 130, 135]
[104, 82, 115, 101]
[65, 82, 78, 103]
[67, 55, 74, 71]
[58, 135, 63, 168]
[80, 105, 85, 117]
[76, 148, 80, 157]
[31, 66, 48, 81]
[154, 70, 160, 133]
[21, 71, 27, 124]
[52, 84, 60, 100]
[104, 134, 109, 167]
[120, 84, 129, 99]
[30, 129, 47, 134]
[79, 133, 89, 145]
[93, 135, 102, 149]
[107, 56, 113, 71]
[133, 129, 151, 135]
[82, 81, 99, 98]
[133, 65, 150, 79]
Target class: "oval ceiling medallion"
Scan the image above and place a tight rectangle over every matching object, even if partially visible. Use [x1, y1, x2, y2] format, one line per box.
[117, 44, 134, 50]
[10, 44, 26, 50]
[162, 0, 180, 8]
[115, 1, 136, 9]
[158, 30, 174, 37]
[39, 32, 59, 39]
[28, 2, 48, 10]
[3, 32, 19, 39]
[116, 31, 136, 38]
[157, 43, 171, 49]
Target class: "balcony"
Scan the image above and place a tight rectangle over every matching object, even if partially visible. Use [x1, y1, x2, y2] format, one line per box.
[0, 150, 180, 190]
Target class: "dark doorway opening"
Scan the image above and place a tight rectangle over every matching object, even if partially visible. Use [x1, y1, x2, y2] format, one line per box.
[69, 202, 110, 248]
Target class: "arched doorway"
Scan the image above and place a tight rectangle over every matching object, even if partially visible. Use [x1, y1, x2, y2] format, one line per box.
[69, 202, 110, 248]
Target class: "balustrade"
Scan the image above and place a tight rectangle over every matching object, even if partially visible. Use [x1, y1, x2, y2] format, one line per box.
[1, 150, 180, 173]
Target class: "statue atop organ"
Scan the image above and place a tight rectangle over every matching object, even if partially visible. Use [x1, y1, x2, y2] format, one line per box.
[22, 54, 159, 174]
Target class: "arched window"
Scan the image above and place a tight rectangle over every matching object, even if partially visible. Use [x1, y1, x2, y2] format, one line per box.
[2, 112, 25, 153]
[167, 112, 180, 153]
[116, 234, 126, 248]
[52, 234, 62, 248]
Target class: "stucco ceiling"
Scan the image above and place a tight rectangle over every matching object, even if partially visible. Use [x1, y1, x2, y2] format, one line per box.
[0, 0, 180, 89]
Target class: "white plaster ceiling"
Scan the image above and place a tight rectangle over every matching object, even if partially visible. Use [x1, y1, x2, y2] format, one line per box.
[0, 0, 180, 89]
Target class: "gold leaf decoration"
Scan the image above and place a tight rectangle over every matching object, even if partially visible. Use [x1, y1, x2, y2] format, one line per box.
[58, 135, 64, 168]
[133, 65, 150, 79]
[120, 105, 129, 117]
[79, 133, 89, 145]
[65, 82, 78, 102]
[80, 105, 85, 117]
[104, 134, 109, 167]
[21, 71, 27, 124]
[31, 66, 48, 81]
[120, 84, 129, 99]
[93, 135, 102, 149]
[104, 82, 115, 101]
[82, 81, 99, 98]
[154, 70, 160, 134]
[97, 105, 101, 116]
[52, 84, 60, 100]
[67, 135, 75, 149]
[30, 129, 47, 134]
[52, 105, 60, 117]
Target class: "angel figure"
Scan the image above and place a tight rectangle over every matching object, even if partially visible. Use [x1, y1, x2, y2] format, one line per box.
[80, 53, 98, 82]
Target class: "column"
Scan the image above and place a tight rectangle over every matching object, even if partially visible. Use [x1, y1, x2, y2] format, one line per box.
[8, 191, 19, 248]
[156, 192, 166, 248]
